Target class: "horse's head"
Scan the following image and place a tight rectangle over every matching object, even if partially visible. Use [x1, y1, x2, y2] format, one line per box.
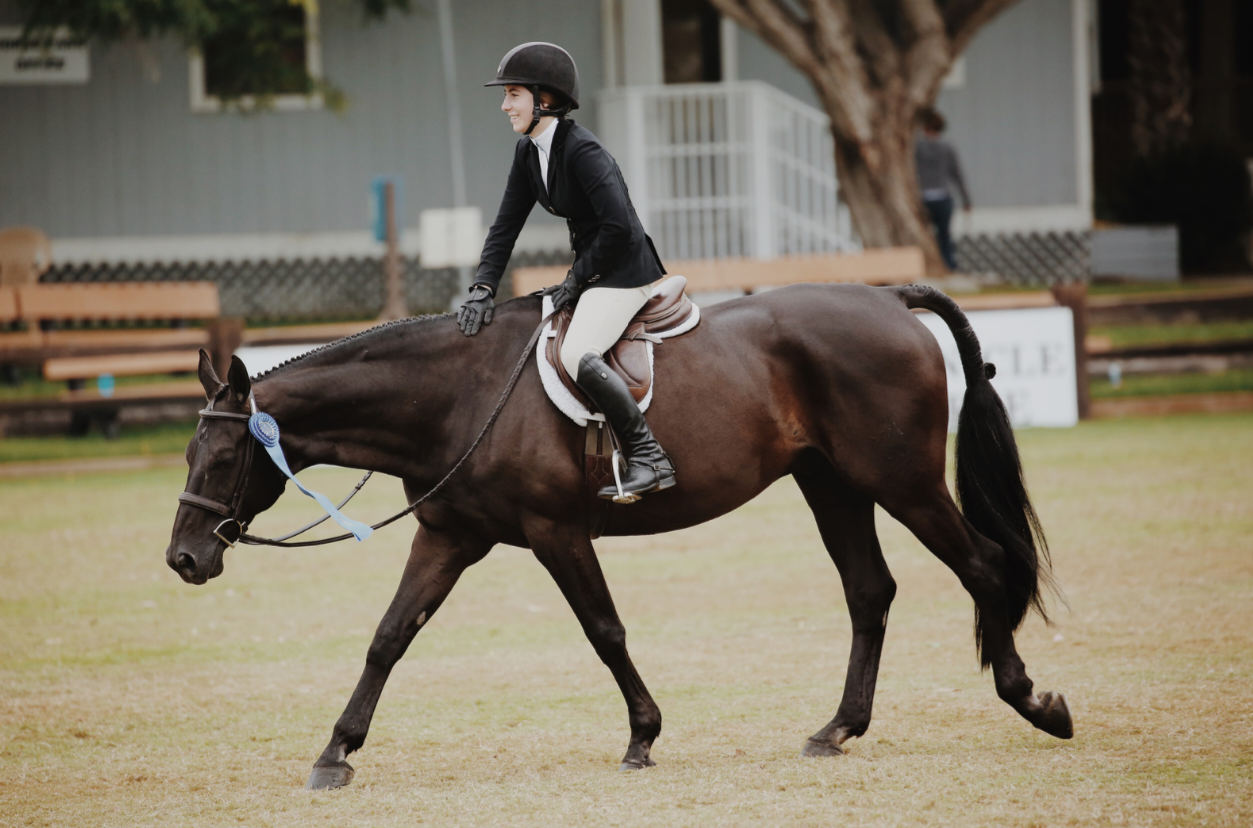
[166, 352, 286, 584]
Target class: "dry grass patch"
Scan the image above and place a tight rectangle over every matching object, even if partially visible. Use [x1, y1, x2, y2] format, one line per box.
[2, 413, 1251, 827]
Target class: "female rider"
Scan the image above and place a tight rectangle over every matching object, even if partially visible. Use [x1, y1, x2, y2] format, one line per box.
[457, 42, 675, 503]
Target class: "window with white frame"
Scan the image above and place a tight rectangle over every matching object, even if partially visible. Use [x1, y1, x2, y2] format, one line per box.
[189, 1, 322, 113]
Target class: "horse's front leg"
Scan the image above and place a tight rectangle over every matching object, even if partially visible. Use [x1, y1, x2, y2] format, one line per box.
[528, 520, 662, 770]
[308, 524, 491, 789]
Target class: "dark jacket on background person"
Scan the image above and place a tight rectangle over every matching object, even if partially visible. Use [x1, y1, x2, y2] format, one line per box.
[473, 119, 665, 295]
[914, 135, 971, 208]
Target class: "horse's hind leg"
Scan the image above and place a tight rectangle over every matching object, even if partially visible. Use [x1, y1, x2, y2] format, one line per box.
[308, 524, 491, 790]
[527, 520, 662, 771]
[886, 487, 1073, 739]
[793, 463, 897, 757]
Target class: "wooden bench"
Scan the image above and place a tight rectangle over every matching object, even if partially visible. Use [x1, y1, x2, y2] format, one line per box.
[0, 380, 209, 439]
[511, 247, 927, 296]
[0, 287, 17, 324]
[0, 282, 240, 437]
[0, 282, 239, 369]
[240, 320, 377, 347]
[18, 281, 220, 320]
[43, 351, 203, 382]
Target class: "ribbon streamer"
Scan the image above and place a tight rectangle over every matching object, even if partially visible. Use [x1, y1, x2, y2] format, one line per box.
[248, 412, 373, 541]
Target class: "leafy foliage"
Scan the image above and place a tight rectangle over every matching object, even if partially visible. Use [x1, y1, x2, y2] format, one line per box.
[16, 0, 410, 107]
[204, 1, 310, 99]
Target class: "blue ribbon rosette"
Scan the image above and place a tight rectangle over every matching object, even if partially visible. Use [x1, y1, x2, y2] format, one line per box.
[248, 412, 373, 541]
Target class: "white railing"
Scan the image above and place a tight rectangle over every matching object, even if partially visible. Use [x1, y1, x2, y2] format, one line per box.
[598, 81, 859, 262]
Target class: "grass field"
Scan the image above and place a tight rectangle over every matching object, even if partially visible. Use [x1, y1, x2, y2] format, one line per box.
[2, 413, 1251, 827]
[1089, 320, 1253, 349]
[0, 370, 193, 402]
[0, 421, 197, 464]
[1090, 366, 1253, 399]
[1086, 277, 1253, 296]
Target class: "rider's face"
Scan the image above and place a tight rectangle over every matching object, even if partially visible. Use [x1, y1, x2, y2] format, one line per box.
[502, 85, 535, 134]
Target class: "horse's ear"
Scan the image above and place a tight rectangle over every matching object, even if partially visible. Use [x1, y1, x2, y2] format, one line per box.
[198, 349, 222, 400]
[227, 355, 252, 405]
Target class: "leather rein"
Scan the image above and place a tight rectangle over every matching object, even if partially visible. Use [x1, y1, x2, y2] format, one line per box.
[177, 312, 552, 549]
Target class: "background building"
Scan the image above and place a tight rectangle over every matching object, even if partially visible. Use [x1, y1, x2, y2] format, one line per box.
[2, 0, 1097, 317]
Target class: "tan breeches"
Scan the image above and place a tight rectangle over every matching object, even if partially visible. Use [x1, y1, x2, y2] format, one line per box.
[559, 284, 655, 377]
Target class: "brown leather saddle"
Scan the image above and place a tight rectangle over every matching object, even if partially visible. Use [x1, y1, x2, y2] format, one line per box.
[542, 275, 699, 539]
[544, 275, 698, 410]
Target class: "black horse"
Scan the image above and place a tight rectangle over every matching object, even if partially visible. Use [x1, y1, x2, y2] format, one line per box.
[166, 283, 1072, 789]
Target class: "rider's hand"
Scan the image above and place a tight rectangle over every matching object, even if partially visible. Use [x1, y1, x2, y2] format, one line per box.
[457, 284, 495, 336]
[542, 270, 582, 313]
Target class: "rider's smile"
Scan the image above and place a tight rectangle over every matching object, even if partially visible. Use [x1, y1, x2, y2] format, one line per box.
[502, 86, 547, 135]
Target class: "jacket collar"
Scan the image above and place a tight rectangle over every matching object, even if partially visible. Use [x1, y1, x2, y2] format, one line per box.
[529, 119, 573, 215]
[529, 117, 559, 156]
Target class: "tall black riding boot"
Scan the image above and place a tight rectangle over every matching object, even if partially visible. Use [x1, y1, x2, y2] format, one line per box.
[576, 352, 677, 503]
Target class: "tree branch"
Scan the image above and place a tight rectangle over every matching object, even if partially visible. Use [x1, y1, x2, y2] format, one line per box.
[898, 0, 951, 107]
[944, 0, 1023, 56]
[709, 0, 817, 76]
[799, 0, 879, 145]
[712, 0, 887, 160]
[706, 0, 1020, 264]
[844, 0, 901, 88]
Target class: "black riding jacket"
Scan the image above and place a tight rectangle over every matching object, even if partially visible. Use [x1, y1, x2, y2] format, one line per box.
[473, 119, 666, 295]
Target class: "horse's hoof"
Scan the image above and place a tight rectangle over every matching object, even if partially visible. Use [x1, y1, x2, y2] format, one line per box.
[1035, 691, 1074, 740]
[307, 761, 355, 790]
[800, 739, 845, 758]
[619, 757, 656, 771]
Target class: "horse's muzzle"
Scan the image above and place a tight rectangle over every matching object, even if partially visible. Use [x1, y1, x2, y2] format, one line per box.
[166, 543, 224, 585]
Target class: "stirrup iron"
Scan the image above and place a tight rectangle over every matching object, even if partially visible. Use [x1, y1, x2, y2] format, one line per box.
[610, 449, 639, 504]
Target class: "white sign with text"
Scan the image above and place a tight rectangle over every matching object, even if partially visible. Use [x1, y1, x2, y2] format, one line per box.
[917, 306, 1078, 430]
[0, 27, 90, 84]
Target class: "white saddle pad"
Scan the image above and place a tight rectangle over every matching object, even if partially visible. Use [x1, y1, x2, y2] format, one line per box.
[538, 282, 700, 427]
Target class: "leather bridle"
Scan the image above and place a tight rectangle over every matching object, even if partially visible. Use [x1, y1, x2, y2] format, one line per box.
[174, 308, 555, 551]
[177, 388, 257, 548]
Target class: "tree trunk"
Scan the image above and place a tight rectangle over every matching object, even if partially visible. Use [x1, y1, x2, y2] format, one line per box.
[812, 66, 947, 275]
[708, 0, 1022, 277]
[1127, 0, 1191, 157]
[829, 106, 946, 274]
[1190, 0, 1233, 145]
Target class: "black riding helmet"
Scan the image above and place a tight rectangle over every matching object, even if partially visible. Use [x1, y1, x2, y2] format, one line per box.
[485, 42, 580, 135]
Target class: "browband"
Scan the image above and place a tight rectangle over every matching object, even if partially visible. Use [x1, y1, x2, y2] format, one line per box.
[198, 409, 251, 421]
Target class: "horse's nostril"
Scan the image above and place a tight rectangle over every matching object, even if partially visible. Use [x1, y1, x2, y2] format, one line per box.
[177, 553, 197, 576]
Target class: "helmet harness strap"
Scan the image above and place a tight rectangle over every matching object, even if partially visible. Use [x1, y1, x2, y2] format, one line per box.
[524, 85, 571, 136]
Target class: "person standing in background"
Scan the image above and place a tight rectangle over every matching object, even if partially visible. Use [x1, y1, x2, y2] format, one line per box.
[915, 107, 971, 272]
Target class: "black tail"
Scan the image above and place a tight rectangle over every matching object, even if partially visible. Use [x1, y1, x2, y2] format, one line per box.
[894, 284, 1056, 666]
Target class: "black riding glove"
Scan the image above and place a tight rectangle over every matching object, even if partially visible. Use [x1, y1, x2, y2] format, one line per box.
[542, 270, 582, 313]
[457, 284, 495, 336]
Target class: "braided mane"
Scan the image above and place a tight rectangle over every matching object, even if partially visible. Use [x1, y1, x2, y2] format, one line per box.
[250, 311, 456, 381]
